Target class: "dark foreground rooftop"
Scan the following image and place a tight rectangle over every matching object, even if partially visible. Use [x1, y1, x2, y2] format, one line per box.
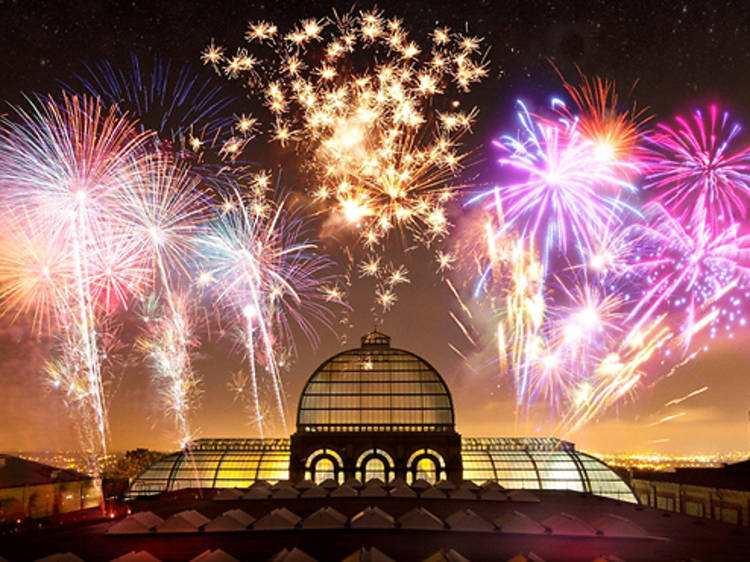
[3, 478, 750, 561]
[0, 455, 91, 489]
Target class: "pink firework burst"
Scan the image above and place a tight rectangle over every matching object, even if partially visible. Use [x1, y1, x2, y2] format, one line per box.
[644, 105, 750, 229]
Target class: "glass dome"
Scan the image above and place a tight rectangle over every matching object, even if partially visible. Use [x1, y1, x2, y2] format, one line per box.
[297, 331, 455, 432]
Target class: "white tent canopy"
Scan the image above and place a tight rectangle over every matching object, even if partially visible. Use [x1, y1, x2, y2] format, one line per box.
[107, 512, 164, 535]
[420, 487, 447, 499]
[190, 549, 240, 562]
[445, 509, 495, 532]
[388, 484, 416, 498]
[591, 513, 649, 538]
[271, 484, 300, 499]
[268, 548, 317, 562]
[542, 513, 598, 536]
[422, 549, 470, 562]
[494, 511, 547, 535]
[302, 507, 347, 529]
[360, 481, 388, 497]
[350, 506, 395, 529]
[34, 554, 85, 562]
[254, 508, 301, 530]
[155, 510, 210, 533]
[204, 509, 255, 532]
[330, 484, 358, 498]
[398, 507, 444, 531]
[300, 485, 327, 499]
[241, 487, 271, 499]
[342, 546, 395, 562]
[111, 551, 161, 562]
[213, 489, 243, 501]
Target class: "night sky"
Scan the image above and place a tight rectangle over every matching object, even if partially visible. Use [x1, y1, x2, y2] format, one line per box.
[2, 0, 750, 456]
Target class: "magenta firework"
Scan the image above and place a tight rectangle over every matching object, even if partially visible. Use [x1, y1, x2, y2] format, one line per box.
[449, 91, 750, 432]
[644, 106, 750, 230]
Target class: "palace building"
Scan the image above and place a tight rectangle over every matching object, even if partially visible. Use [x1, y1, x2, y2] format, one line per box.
[6, 332, 750, 561]
[129, 331, 635, 503]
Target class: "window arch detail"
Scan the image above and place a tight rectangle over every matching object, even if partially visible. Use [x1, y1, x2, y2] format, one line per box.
[356, 448, 394, 483]
[406, 448, 446, 484]
[304, 448, 343, 484]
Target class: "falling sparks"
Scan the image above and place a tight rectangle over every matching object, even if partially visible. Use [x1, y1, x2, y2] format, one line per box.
[204, 9, 488, 316]
[200, 185, 344, 435]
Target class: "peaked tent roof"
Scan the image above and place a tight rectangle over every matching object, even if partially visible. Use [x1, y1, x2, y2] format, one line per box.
[190, 549, 240, 562]
[111, 551, 161, 562]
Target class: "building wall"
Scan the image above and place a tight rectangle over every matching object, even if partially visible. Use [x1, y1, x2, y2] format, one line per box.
[289, 430, 463, 483]
[0, 479, 101, 523]
[632, 478, 750, 526]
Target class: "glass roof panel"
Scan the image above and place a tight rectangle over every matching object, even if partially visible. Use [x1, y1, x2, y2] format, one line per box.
[297, 333, 455, 432]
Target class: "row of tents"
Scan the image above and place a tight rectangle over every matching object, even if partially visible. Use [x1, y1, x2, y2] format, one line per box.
[106, 505, 651, 537]
[24, 546, 624, 562]
[213, 479, 541, 502]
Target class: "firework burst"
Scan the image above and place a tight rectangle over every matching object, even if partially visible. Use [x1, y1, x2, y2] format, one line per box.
[554, 68, 650, 168]
[204, 9, 488, 314]
[118, 154, 210, 447]
[476, 100, 639, 269]
[69, 54, 238, 158]
[0, 93, 153, 474]
[200, 183, 344, 436]
[644, 105, 750, 229]
[630, 203, 750, 344]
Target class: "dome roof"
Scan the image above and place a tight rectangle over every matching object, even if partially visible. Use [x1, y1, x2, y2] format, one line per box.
[297, 331, 455, 432]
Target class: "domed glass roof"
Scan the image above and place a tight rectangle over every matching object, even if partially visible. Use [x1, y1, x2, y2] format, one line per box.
[127, 437, 636, 503]
[297, 331, 455, 432]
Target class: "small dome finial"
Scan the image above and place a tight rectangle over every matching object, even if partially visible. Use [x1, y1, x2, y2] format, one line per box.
[361, 330, 390, 347]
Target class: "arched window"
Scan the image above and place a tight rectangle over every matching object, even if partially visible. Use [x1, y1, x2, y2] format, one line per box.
[364, 457, 387, 482]
[356, 448, 394, 483]
[407, 448, 446, 484]
[304, 449, 343, 484]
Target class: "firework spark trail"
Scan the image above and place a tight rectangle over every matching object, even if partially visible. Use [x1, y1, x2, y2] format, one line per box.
[647, 412, 687, 426]
[0, 94, 153, 475]
[136, 293, 201, 448]
[664, 386, 709, 407]
[514, 276, 628, 411]
[630, 202, 750, 340]
[554, 314, 674, 435]
[201, 181, 343, 436]
[644, 105, 750, 229]
[121, 155, 209, 447]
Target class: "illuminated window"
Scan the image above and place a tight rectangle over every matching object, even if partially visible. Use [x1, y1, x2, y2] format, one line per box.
[356, 448, 394, 483]
[364, 457, 387, 482]
[305, 448, 343, 484]
[406, 448, 445, 484]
